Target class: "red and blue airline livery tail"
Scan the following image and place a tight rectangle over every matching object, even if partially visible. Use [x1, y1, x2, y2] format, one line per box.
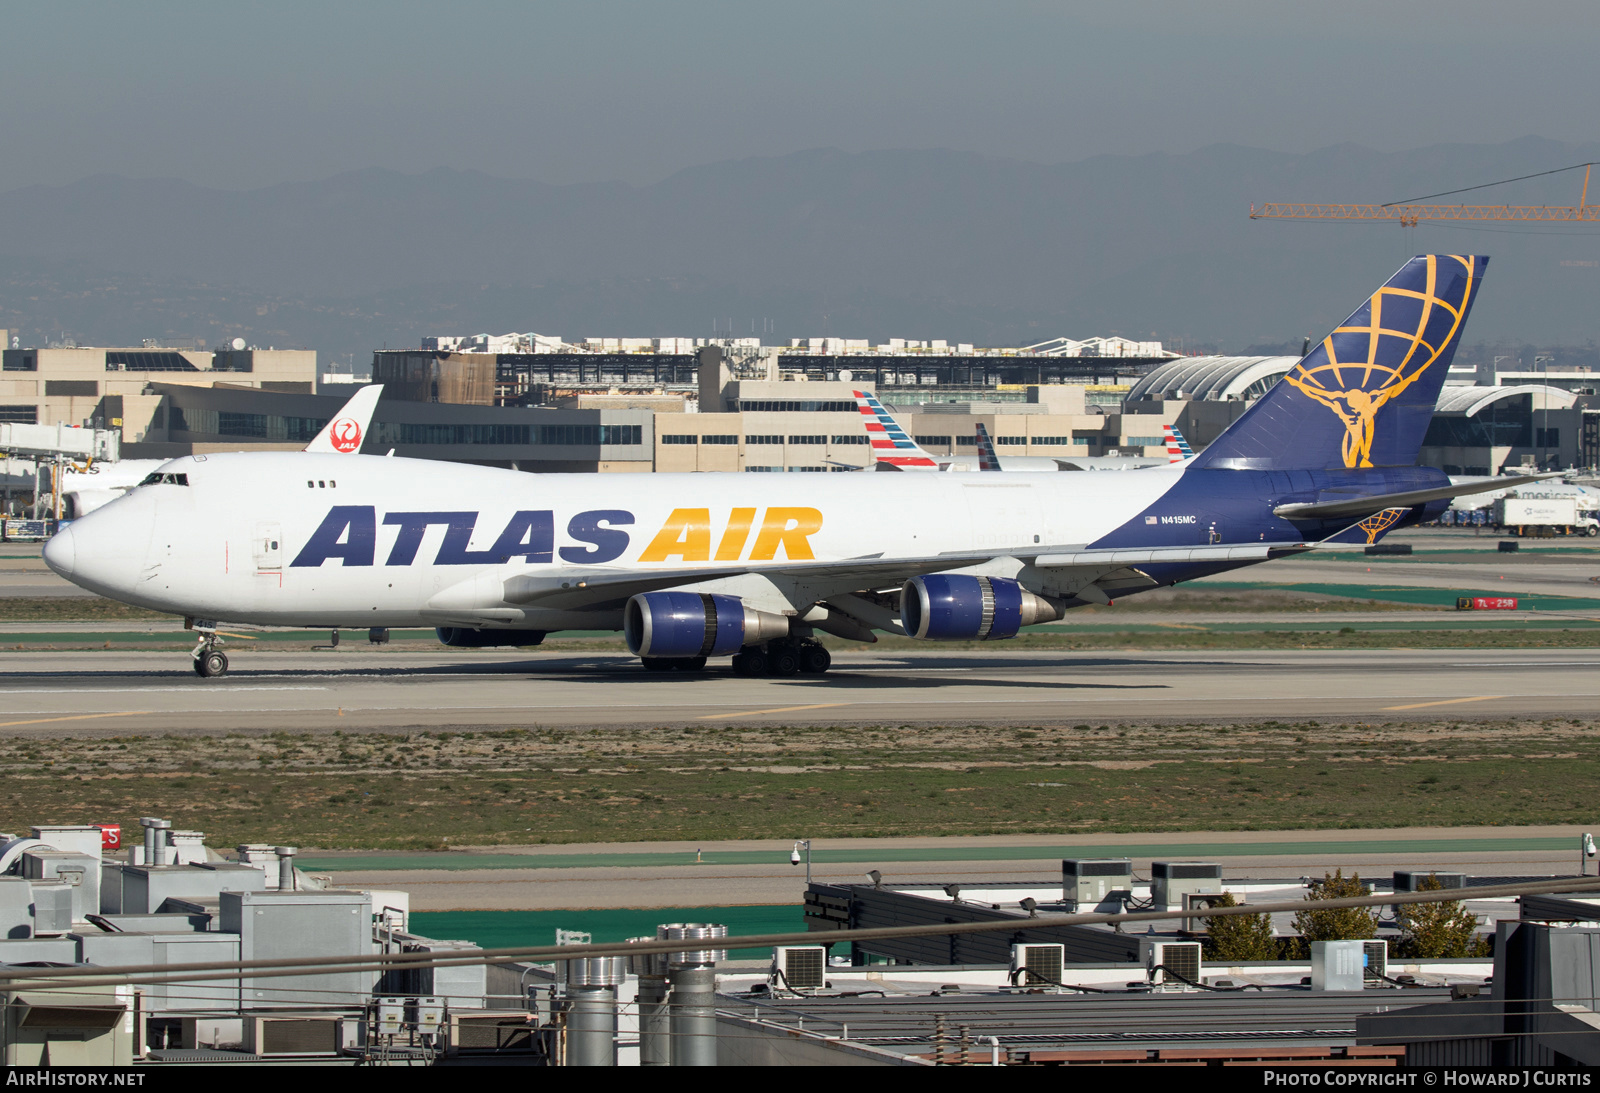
[1163, 424, 1194, 463]
[852, 390, 941, 468]
[974, 422, 1004, 471]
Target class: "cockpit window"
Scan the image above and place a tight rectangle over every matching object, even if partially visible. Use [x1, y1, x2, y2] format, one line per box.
[139, 472, 189, 487]
[138, 472, 161, 487]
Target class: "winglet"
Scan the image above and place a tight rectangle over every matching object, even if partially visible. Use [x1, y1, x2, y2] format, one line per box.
[1313, 507, 1410, 549]
[305, 385, 383, 455]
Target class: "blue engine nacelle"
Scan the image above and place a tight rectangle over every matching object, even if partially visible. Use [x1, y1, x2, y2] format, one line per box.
[900, 574, 1062, 640]
[436, 627, 547, 648]
[625, 591, 790, 658]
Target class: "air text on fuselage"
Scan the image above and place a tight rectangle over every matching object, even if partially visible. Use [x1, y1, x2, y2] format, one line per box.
[288, 506, 824, 567]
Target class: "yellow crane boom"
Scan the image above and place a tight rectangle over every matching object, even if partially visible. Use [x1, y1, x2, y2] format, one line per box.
[1251, 164, 1597, 227]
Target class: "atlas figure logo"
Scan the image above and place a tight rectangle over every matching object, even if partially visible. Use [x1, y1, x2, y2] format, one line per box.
[328, 417, 363, 453]
[1283, 255, 1478, 469]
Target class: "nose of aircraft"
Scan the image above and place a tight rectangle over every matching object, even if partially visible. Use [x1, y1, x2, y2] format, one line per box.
[42, 524, 76, 578]
[43, 491, 157, 600]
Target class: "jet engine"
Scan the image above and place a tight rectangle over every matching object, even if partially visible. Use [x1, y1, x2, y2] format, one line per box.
[624, 591, 789, 658]
[436, 628, 547, 648]
[900, 574, 1063, 640]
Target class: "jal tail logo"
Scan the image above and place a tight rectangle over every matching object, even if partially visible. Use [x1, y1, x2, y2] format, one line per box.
[1283, 254, 1478, 468]
[329, 418, 363, 453]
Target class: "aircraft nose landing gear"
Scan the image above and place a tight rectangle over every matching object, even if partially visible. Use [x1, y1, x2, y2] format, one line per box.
[189, 622, 229, 678]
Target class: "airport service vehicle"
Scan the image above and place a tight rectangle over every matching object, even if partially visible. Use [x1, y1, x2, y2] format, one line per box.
[1493, 496, 1599, 537]
[44, 255, 1549, 679]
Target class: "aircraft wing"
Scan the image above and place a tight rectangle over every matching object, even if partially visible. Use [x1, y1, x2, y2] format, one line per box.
[1272, 473, 1561, 520]
[498, 525, 1368, 612]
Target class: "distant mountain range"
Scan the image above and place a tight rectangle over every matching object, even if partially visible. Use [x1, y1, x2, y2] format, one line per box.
[0, 137, 1596, 364]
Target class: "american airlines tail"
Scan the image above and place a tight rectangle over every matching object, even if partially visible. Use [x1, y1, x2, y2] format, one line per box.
[851, 389, 943, 469]
[1163, 424, 1194, 463]
[973, 422, 1003, 471]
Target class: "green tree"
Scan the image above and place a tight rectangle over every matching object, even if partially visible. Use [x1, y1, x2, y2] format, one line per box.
[1289, 868, 1379, 957]
[1397, 873, 1488, 958]
[1203, 891, 1281, 962]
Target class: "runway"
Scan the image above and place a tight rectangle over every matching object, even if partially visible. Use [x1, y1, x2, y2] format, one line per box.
[0, 645, 1596, 734]
[302, 826, 1597, 910]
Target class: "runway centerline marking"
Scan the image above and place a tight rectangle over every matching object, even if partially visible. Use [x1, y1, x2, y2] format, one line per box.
[1382, 696, 1504, 711]
[699, 703, 848, 720]
[0, 712, 147, 728]
[0, 686, 327, 695]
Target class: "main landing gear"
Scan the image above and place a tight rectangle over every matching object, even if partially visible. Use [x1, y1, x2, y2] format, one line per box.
[636, 639, 832, 677]
[731, 638, 831, 677]
[190, 624, 229, 678]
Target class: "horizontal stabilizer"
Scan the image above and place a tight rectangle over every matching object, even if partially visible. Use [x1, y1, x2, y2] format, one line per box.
[1273, 473, 1561, 520]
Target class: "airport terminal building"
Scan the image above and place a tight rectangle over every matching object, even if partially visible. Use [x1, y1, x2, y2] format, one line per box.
[7, 337, 1596, 477]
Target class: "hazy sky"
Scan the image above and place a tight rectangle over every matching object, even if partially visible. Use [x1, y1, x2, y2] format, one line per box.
[3, 1, 1597, 192]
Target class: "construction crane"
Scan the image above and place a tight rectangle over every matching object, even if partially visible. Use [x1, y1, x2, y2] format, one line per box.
[1250, 162, 1598, 226]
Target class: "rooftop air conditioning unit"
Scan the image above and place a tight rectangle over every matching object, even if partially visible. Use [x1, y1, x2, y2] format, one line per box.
[244, 1015, 341, 1057]
[1010, 943, 1065, 990]
[1062, 858, 1133, 908]
[448, 1012, 538, 1054]
[1363, 940, 1389, 983]
[1393, 871, 1465, 893]
[772, 946, 826, 993]
[1311, 940, 1367, 991]
[1142, 940, 1202, 988]
[1151, 861, 1221, 911]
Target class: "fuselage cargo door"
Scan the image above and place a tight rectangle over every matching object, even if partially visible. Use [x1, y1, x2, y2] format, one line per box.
[253, 522, 284, 571]
[961, 481, 1044, 549]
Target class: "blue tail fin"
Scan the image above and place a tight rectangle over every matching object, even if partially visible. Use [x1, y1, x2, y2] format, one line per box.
[1193, 255, 1486, 471]
[973, 423, 1003, 471]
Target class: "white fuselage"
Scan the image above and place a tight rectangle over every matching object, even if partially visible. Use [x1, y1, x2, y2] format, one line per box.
[47, 452, 1187, 631]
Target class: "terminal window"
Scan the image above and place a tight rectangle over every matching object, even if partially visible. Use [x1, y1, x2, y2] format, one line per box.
[738, 400, 856, 413]
[660, 435, 697, 445]
[701, 434, 738, 445]
[1030, 436, 1074, 446]
[830, 435, 869, 445]
[994, 435, 1027, 445]
[956, 436, 978, 446]
[914, 435, 952, 447]
[745, 466, 782, 472]
[1, 352, 35, 372]
[0, 406, 37, 424]
[786, 466, 827, 472]
[1125, 436, 1164, 447]
[746, 435, 783, 445]
[104, 351, 200, 372]
[787, 435, 825, 445]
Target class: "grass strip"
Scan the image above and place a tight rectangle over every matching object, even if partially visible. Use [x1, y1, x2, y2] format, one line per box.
[0, 718, 1593, 849]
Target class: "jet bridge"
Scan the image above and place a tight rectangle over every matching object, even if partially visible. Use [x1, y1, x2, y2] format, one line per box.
[0, 422, 121, 526]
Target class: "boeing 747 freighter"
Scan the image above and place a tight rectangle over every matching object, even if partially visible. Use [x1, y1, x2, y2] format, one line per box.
[43, 256, 1545, 678]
